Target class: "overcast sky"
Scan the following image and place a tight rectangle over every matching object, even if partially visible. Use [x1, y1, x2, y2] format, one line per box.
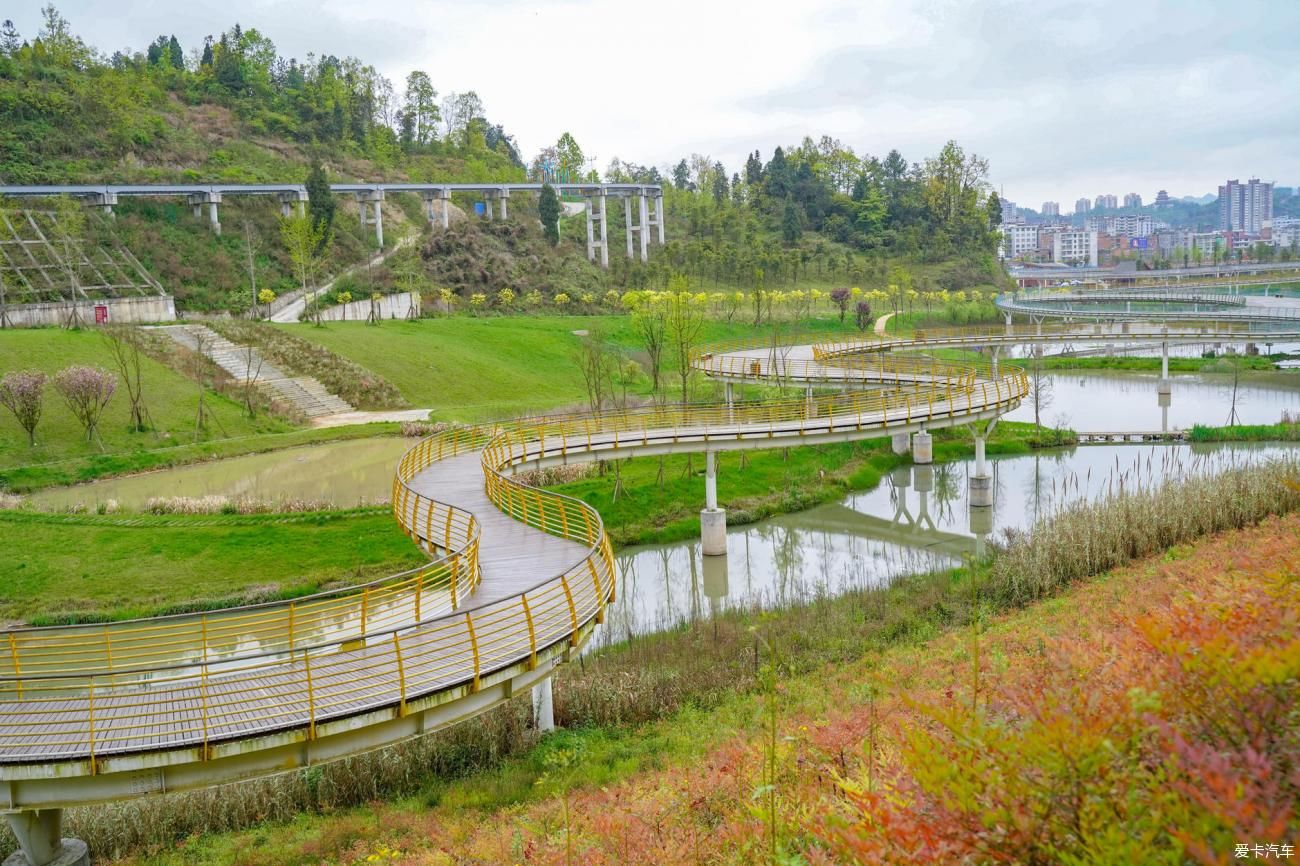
[13, 0, 1300, 207]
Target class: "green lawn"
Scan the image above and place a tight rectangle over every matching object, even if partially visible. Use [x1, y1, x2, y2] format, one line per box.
[0, 509, 427, 624]
[0, 329, 292, 474]
[278, 315, 866, 421]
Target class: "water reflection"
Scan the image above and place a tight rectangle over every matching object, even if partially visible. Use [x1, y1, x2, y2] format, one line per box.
[594, 442, 1297, 647]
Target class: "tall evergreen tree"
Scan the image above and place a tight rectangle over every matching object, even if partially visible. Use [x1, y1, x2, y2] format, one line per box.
[305, 163, 336, 251]
[672, 159, 691, 191]
[0, 20, 20, 55]
[986, 191, 1003, 229]
[782, 199, 803, 244]
[538, 183, 561, 246]
[167, 35, 184, 69]
[711, 162, 729, 205]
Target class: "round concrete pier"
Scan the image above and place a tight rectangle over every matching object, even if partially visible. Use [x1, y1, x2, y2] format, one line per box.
[2, 840, 89, 866]
[911, 431, 933, 464]
[969, 474, 993, 507]
[891, 432, 910, 455]
[700, 507, 728, 556]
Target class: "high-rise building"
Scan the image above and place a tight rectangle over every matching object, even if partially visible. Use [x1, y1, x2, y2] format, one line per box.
[1075, 197, 1092, 215]
[1094, 194, 1118, 210]
[1123, 193, 1142, 208]
[1000, 197, 1019, 224]
[1218, 179, 1273, 234]
[1086, 215, 1154, 237]
[1040, 201, 1060, 218]
[1154, 190, 1172, 208]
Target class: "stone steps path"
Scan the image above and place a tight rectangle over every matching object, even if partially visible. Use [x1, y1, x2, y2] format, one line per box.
[156, 324, 355, 418]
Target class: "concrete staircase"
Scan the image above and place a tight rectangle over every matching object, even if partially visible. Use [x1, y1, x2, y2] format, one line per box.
[157, 325, 354, 418]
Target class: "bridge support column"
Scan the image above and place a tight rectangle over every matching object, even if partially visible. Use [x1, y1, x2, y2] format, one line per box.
[805, 383, 815, 417]
[279, 191, 307, 218]
[585, 194, 609, 268]
[624, 196, 634, 259]
[891, 432, 910, 455]
[422, 189, 451, 229]
[970, 436, 993, 507]
[4, 809, 89, 866]
[1158, 388, 1171, 433]
[87, 192, 117, 218]
[498, 190, 508, 220]
[357, 190, 384, 248]
[701, 450, 727, 556]
[914, 465, 935, 530]
[532, 677, 555, 733]
[724, 381, 734, 408]
[912, 430, 933, 465]
[638, 194, 649, 262]
[654, 194, 665, 245]
[989, 345, 1000, 379]
[969, 501, 993, 560]
[189, 193, 222, 235]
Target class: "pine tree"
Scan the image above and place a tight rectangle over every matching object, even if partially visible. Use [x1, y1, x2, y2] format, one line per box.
[782, 199, 803, 244]
[538, 183, 561, 246]
[986, 191, 1003, 229]
[168, 35, 183, 69]
[305, 163, 336, 251]
[712, 162, 729, 205]
[200, 36, 213, 67]
[0, 20, 19, 55]
[672, 159, 691, 191]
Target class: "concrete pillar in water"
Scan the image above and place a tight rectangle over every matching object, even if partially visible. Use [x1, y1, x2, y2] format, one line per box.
[891, 432, 910, 455]
[1159, 388, 1171, 433]
[701, 450, 727, 556]
[912, 430, 933, 464]
[914, 464, 935, 529]
[702, 553, 729, 617]
[532, 677, 555, 733]
[891, 464, 913, 526]
[4, 809, 89, 866]
[969, 501, 994, 560]
[970, 434, 994, 508]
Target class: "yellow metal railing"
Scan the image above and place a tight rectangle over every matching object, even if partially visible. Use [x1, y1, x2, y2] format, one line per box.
[0, 334, 1028, 766]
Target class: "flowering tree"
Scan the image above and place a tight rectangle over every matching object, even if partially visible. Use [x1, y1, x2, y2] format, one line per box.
[54, 365, 116, 441]
[0, 370, 47, 446]
[831, 287, 851, 323]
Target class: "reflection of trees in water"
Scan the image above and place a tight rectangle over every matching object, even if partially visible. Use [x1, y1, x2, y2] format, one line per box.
[932, 463, 959, 525]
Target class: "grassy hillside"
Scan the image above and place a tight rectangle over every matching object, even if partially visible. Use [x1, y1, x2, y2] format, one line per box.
[0, 328, 290, 477]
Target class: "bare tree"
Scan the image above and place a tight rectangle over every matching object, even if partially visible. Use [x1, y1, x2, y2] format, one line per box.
[243, 220, 261, 319]
[240, 343, 263, 419]
[102, 324, 150, 432]
[573, 328, 618, 414]
[1027, 347, 1053, 432]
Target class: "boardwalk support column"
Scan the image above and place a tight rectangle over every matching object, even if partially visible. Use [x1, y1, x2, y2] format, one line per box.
[970, 435, 993, 507]
[970, 499, 993, 560]
[4, 809, 89, 866]
[1158, 340, 1171, 395]
[532, 677, 555, 733]
[701, 450, 726, 556]
[891, 432, 910, 455]
[912, 430, 933, 464]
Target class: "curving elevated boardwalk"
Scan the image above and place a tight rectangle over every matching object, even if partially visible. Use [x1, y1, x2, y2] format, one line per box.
[8, 288, 1297, 863]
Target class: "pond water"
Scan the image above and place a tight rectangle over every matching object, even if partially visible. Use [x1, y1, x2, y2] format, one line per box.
[29, 368, 1299, 511]
[1001, 370, 1300, 430]
[594, 441, 1298, 646]
[28, 436, 412, 511]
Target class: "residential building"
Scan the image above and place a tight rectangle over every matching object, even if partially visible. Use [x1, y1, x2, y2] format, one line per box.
[1052, 230, 1099, 266]
[1040, 201, 1060, 217]
[1094, 194, 1118, 210]
[1123, 192, 1142, 208]
[1000, 223, 1040, 259]
[1074, 197, 1091, 214]
[1154, 190, 1172, 208]
[1000, 197, 1019, 224]
[1086, 214, 1154, 237]
[1217, 178, 1273, 234]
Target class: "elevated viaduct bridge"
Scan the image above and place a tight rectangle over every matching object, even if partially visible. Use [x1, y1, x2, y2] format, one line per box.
[0, 182, 665, 267]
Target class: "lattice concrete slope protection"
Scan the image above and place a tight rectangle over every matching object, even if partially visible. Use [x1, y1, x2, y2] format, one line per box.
[0, 210, 164, 304]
